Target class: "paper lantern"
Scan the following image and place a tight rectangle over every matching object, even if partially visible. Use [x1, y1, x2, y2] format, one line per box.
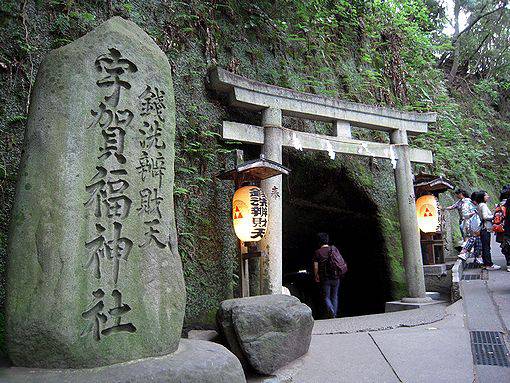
[416, 195, 439, 233]
[232, 186, 268, 242]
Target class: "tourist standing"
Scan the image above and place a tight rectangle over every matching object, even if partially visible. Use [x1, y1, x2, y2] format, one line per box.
[504, 194, 510, 271]
[446, 189, 470, 240]
[458, 193, 483, 264]
[497, 185, 510, 271]
[475, 191, 500, 270]
[313, 233, 346, 319]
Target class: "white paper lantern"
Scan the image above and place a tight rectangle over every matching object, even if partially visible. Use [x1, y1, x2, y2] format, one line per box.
[232, 186, 268, 242]
[416, 195, 439, 233]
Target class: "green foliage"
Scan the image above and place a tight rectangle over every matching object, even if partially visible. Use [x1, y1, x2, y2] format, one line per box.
[473, 79, 500, 105]
[122, 2, 134, 14]
[172, 98, 238, 324]
[249, 0, 440, 105]
[51, 10, 97, 47]
[443, 0, 510, 82]
[6, 114, 26, 125]
[0, 2, 17, 16]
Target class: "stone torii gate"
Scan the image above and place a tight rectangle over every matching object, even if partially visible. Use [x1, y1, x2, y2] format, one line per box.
[209, 68, 437, 303]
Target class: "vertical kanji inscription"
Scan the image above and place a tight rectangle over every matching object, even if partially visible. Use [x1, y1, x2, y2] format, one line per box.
[136, 83, 169, 250]
[82, 48, 138, 341]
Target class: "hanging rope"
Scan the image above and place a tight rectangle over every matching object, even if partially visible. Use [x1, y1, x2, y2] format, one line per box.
[279, 125, 408, 166]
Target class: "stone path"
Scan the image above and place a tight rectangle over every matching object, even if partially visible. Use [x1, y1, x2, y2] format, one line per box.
[248, 300, 473, 383]
[313, 303, 446, 335]
[460, 237, 510, 383]
[248, 236, 510, 383]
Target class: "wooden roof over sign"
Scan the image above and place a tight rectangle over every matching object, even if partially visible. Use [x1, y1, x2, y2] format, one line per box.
[218, 157, 291, 181]
[414, 173, 454, 196]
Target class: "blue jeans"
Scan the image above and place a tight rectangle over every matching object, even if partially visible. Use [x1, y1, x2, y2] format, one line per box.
[321, 279, 340, 318]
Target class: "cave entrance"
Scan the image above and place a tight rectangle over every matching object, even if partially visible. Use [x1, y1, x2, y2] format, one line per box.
[282, 151, 392, 318]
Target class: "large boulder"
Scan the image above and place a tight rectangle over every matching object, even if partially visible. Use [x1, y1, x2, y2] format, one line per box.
[6, 17, 185, 368]
[0, 339, 246, 383]
[217, 294, 313, 374]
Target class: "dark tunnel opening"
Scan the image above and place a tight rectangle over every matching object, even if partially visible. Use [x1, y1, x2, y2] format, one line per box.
[282, 150, 393, 319]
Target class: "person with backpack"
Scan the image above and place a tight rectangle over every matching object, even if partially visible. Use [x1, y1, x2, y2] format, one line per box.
[313, 232, 348, 319]
[458, 193, 483, 265]
[495, 185, 510, 271]
[474, 191, 500, 270]
[504, 192, 510, 271]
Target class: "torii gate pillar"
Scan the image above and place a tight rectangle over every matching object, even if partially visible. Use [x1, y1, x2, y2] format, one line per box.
[260, 108, 283, 294]
[391, 129, 430, 301]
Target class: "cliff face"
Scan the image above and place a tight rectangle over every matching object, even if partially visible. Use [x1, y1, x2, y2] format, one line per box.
[0, 0, 508, 341]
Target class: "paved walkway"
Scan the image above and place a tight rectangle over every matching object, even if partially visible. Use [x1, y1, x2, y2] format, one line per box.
[249, 301, 472, 383]
[312, 303, 446, 335]
[249, 237, 510, 383]
[460, 237, 510, 383]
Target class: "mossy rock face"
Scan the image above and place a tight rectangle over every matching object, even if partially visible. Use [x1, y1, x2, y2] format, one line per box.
[6, 17, 185, 368]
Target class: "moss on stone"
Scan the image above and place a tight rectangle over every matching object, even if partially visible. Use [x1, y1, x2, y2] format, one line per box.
[379, 211, 407, 299]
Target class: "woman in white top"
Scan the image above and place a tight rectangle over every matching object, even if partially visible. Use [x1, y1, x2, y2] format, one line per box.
[475, 191, 500, 270]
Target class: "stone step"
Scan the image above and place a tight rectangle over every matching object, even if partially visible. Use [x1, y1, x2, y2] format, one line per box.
[385, 299, 447, 313]
[427, 291, 442, 301]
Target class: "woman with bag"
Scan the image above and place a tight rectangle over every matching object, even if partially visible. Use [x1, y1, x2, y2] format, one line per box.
[475, 191, 500, 270]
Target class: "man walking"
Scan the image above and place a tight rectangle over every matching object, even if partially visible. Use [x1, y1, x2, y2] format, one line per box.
[313, 233, 346, 319]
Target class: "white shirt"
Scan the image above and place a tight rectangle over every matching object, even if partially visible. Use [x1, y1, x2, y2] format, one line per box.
[477, 202, 493, 231]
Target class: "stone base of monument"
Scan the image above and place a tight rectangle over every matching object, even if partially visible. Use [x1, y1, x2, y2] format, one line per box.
[217, 294, 314, 375]
[0, 339, 246, 383]
[385, 292, 446, 313]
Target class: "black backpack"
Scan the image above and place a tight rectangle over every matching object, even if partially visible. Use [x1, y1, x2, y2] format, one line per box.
[324, 246, 348, 279]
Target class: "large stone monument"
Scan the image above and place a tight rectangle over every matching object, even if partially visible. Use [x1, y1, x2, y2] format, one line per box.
[6, 16, 186, 368]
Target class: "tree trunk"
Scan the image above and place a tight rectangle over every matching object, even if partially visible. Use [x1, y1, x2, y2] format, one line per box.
[448, 0, 461, 82]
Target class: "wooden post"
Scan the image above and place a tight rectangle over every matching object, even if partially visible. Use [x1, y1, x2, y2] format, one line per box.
[234, 149, 250, 298]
